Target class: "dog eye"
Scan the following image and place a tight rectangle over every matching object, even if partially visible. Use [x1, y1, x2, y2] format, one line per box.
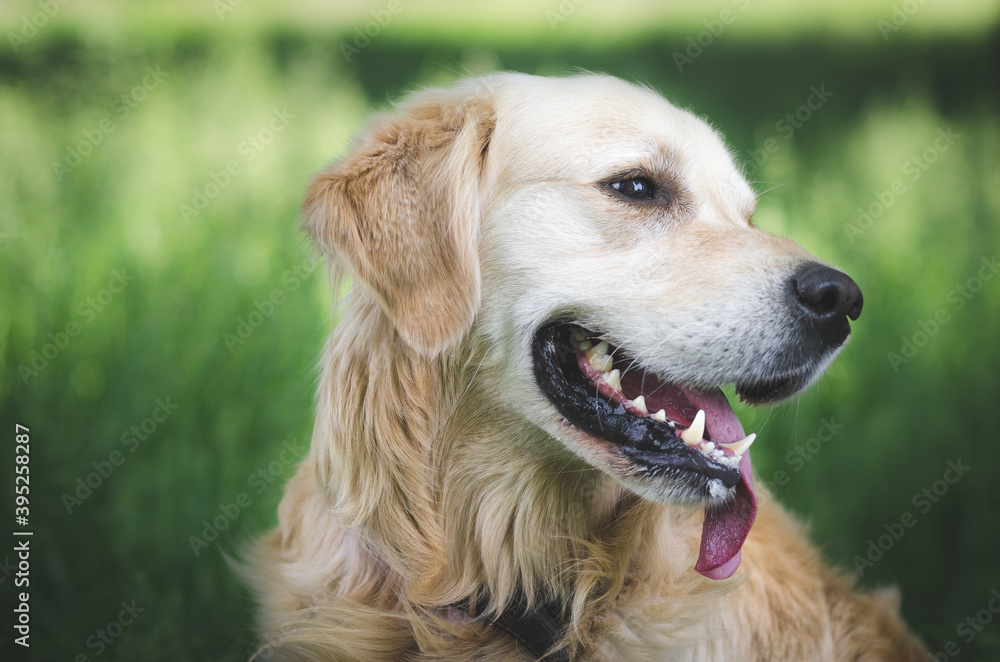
[610, 177, 655, 200]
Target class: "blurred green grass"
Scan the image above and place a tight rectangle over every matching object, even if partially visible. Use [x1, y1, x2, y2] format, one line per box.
[1, 2, 999, 659]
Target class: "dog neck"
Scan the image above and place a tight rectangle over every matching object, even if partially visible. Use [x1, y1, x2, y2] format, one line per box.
[308, 303, 694, 652]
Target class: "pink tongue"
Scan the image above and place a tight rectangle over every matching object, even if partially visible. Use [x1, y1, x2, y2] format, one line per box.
[682, 388, 758, 580]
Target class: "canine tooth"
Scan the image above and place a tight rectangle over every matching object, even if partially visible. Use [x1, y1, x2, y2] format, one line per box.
[651, 409, 667, 422]
[680, 410, 705, 447]
[604, 369, 622, 391]
[586, 341, 612, 371]
[591, 356, 614, 372]
[632, 395, 647, 414]
[720, 433, 757, 457]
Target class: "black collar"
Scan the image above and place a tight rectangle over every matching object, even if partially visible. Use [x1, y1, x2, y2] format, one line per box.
[455, 594, 569, 661]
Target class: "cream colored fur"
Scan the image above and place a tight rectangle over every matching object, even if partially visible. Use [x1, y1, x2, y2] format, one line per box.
[247, 73, 929, 661]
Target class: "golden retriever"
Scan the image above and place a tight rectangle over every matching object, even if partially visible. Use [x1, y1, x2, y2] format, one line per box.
[248, 73, 929, 661]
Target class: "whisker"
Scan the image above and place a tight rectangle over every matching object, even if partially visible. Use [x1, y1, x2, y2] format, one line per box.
[750, 180, 794, 199]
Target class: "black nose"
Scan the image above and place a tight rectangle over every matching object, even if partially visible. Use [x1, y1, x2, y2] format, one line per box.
[789, 262, 863, 321]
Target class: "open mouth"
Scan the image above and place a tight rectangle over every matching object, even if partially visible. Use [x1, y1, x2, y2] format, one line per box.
[532, 321, 775, 580]
[532, 322, 759, 488]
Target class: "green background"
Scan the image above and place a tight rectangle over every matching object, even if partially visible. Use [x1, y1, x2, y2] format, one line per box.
[1, 1, 998, 659]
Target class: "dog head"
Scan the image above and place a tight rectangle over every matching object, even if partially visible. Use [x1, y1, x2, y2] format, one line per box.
[304, 73, 862, 580]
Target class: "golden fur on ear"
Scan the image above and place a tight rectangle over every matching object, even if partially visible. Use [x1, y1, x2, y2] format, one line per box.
[302, 90, 495, 357]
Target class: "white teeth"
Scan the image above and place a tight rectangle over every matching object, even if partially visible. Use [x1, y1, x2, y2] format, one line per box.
[651, 409, 667, 422]
[720, 433, 757, 457]
[578, 340, 593, 351]
[702, 442, 715, 452]
[679, 409, 705, 447]
[631, 395, 647, 414]
[587, 341, 613, 372]
[604, 368, 621, 391]
[591, 355, 614, 372]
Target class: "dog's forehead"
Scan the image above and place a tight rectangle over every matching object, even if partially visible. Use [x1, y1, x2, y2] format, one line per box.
[488, 78, 716, 165]
[486, 75, 753, 212]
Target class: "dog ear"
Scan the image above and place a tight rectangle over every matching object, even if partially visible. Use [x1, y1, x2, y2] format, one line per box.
[303, 90, 495, 357]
